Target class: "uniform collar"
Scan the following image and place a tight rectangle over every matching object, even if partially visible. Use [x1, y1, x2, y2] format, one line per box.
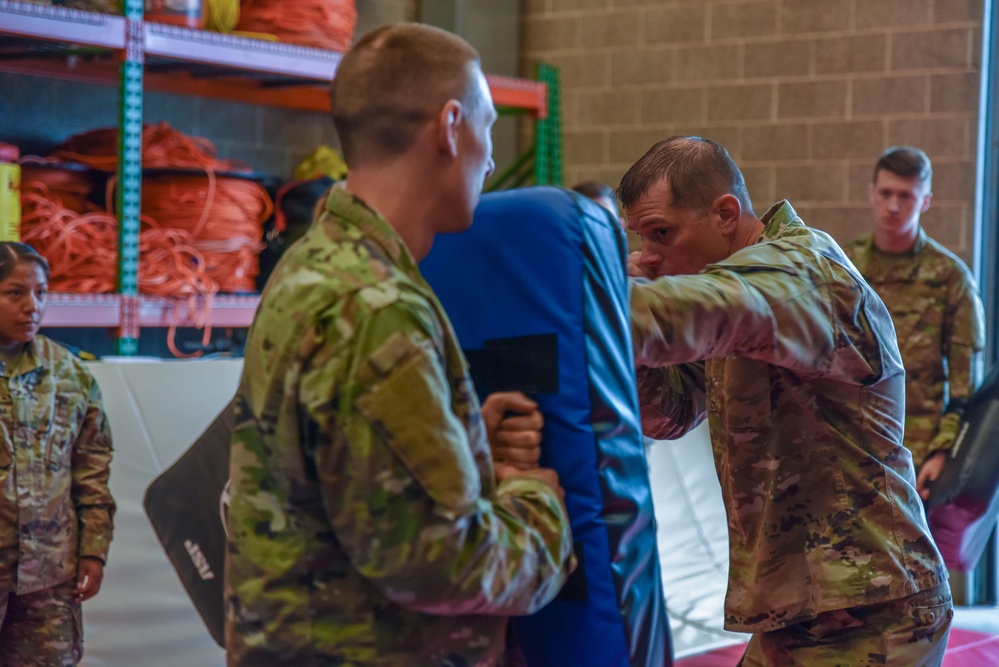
[856, 226, 926, 282]
[869, 225, 927, 257]
[757, 199, 802, 242]
[0, 338, 43, 378]
[322, 183, 420, 276]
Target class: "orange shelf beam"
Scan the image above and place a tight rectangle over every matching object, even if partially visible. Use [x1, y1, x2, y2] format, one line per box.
[0, 1, 548, 116]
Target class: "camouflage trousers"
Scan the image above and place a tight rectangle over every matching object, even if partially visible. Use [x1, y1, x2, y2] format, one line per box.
[738, 583, 953, 667]
[0, 580, 82, 666]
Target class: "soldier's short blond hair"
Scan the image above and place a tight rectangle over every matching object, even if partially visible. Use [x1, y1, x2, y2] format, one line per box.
[330, 23, 483, 166]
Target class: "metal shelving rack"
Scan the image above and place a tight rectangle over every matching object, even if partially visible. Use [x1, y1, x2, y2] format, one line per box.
[487, 61, 563, 192]
[0, 0, 562, 354]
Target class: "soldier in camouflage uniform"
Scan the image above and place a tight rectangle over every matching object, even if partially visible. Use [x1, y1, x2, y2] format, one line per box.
[224, 24, 575, 667]
[621, 137, 951, 666]
[571, 180, 621, 224]
[0, 242, 115, 666]
[844, 146, 985, 502]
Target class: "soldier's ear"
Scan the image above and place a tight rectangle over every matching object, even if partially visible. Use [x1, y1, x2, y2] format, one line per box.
[920, 191, 933, 214]
[437, 99, 463, 158]
[714, 194, 741, 232]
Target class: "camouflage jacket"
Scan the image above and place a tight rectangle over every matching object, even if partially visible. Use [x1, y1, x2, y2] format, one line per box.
[844, 228, 985, 465]
[0, 335, 115, 595]
[631, 200, 947, 634]
[225, 185, 573, 667]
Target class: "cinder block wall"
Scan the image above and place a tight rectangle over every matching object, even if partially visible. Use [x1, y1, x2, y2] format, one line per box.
[523, 0, 984, 259]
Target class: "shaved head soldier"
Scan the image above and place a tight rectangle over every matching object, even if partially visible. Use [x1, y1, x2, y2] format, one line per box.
[224, 24, 574, 666]
[623, 136, 952, 666]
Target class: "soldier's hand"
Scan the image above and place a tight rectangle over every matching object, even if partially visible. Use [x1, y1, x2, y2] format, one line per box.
[495, 464, 565, 501]
[482, 391, 543, 471]
[916, 450, 948, 500]
[627, 251, 657, 279]
[75, 556, 105, 602]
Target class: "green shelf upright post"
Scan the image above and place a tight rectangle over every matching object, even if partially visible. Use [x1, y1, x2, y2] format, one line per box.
[485, 62, 563, 193]
[116, 0, 144, 355]
[534, 61, 563, 187]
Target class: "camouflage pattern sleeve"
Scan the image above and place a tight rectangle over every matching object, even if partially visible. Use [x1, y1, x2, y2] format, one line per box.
[71, 374, 115, 563]
[311, 298, 573, 616]
[227, 186, 574, 662]
[630, 254, 836, 374]
[929, 271, 986, 453]
[2, 339, 116, 594]
[632, 204, 949, 634]
[635, 363, 708, 440]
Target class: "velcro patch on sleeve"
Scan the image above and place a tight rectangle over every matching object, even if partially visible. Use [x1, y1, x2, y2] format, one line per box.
[355, 338, 480, 518]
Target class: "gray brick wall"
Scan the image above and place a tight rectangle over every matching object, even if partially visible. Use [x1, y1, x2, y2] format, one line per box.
[523, 0, 985, 260]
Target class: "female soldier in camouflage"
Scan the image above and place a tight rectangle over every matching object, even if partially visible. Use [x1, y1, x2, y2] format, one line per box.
[0, 242, 115, 666]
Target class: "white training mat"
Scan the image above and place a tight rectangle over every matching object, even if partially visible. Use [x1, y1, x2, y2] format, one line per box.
[646, 426, 749, 658]
[78, 358, 742, 664]
[81, 358, 239, 667]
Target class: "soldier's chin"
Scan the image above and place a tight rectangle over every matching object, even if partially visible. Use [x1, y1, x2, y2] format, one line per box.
[447, 212, 476, 234]
[13, 324, 39, 341]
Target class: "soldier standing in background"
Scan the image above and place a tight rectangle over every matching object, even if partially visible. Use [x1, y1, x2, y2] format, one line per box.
[844, 146, 986, 502]
[0, 242, 115, 666]
[223, 23, 574, 667]
[621, 136, 951, 666]
[571, 180, 621, 222]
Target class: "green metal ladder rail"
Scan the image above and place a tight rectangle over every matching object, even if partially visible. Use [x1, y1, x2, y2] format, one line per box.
[533, 61, 563, 187]
[487, 61, 563, 192]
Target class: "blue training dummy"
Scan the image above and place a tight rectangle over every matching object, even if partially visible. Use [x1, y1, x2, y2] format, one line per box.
[421, 186, 672, 667]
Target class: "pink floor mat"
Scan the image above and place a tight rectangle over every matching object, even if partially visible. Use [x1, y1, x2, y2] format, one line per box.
[674, 628, 999, 666]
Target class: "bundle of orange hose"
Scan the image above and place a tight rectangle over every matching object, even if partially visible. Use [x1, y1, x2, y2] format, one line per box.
[18, 171, 219, 303]
[20, 180, 118, 294]
[138, 224, 216, 301]
[51, 122, 249, 173]
[19, 162, 102, 215]
[142, 174, 271, 293]
[235, 0, 356, 51]
[42, 123, 274, 357]
[49, 121, 272, 295]
[135, 220, 218, 358]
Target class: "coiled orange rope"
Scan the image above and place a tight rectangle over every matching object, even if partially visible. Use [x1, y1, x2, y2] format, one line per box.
[235, 0, 356, 51]
[52, 122, 249, 173]
[138, 220, 219, 357]
[20, 168, 222, 357]
[20, 179, 118, 294]
[20, 162, 101, 215]
[29, 123, 274, 357]
[141, 174, 271, 294]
